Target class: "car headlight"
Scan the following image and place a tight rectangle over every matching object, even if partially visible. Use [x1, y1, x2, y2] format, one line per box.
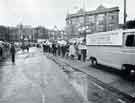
[130, 70, 135, 73]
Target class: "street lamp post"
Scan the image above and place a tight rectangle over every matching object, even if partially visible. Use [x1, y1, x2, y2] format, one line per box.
[83, 0, 86, 44]
[78, 0, 87, 43]
[124, 0, 127, 25]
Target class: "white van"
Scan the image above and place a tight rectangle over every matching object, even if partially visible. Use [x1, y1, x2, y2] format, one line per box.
[86, 29, 135, 75]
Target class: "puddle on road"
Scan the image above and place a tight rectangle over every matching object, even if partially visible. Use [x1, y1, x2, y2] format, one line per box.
[63, 67, 88, 102]
[62, 66, 130, 103]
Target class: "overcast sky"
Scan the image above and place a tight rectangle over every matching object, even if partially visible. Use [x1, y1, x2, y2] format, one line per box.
[0, 0, 134, 29]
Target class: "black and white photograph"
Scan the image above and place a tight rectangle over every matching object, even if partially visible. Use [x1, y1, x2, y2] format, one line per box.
[0, 0, 135, 103]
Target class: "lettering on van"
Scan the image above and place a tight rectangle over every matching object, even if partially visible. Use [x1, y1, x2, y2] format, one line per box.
[86, 31, 123, 46]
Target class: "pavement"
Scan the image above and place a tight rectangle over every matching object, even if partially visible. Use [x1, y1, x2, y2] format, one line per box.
[0, 47, 86, 103]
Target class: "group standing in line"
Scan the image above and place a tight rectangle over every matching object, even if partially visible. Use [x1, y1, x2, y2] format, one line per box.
[42, 40, 87, 62]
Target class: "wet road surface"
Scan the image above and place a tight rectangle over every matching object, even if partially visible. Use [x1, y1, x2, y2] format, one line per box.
[47, 54, 134, 103]
[0, 47, 85, 103]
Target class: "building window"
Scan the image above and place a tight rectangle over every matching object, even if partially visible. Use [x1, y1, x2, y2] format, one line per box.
[71, 18, 77, 25]
[108, 24, 114, 31]
[86, 16, 95, 26]
[108, 15, 115, 21]
[108, 13, 117, 24]
[97, 14, 104, 21]
[96, 25, 105, 32]
[96, 14, 105, 25]
[78, 17, 84, 24]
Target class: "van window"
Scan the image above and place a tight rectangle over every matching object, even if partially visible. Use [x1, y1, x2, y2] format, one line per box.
[126, 34, 135, 47]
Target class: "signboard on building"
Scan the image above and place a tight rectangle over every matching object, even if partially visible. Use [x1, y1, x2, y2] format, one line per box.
[86, 30, 123, 46]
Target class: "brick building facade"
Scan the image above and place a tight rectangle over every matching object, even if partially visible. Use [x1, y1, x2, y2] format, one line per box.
[66, 5, 119, 38]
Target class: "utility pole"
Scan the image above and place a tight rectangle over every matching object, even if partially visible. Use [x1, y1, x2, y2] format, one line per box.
[83, 0, 86, 43]
[124, 0, 127, 26]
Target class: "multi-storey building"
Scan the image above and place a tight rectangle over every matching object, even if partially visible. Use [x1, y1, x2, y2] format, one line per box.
[0, 26, 9, 41]
[35, 26, 49, 40]
[8, 27, 19, 42]
[17, 24, 37, 42]
[66, 5, 119, 38]
[48, 29, 67, 41]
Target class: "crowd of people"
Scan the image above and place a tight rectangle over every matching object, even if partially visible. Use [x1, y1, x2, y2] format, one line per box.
[0, 41, 17, 64]
[0, 41, 11, 59]
[42, 40, 87, 62]
[0, 39, 88, 64]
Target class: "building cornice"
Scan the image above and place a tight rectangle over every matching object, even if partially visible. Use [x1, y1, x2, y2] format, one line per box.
[66, 6, 119, 20]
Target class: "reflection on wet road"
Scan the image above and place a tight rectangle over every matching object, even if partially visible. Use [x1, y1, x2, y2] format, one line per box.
[0, 47, 84, 103]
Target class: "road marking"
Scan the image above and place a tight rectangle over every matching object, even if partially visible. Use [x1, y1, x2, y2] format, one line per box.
[117, 99, 126, 103]
[91, 81, 104, 90]
[42, 93, 45, 103]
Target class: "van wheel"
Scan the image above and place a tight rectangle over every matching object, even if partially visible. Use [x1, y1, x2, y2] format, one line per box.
[90, 58, 97, 66]
[121, 65, 128, 76]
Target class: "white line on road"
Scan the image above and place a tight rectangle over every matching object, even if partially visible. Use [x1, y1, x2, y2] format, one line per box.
[42, 93, 45, 103]
[90, 81, 104, 90]
[117, 99, 126, 103]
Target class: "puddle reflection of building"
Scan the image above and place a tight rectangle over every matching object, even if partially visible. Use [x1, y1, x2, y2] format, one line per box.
[69, 72, 88, 101]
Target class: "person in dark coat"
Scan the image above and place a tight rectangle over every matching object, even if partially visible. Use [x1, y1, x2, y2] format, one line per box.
[26, 45, 29, 52]
[58, 45, 61, 56]
[43, 43, 45, 53]
[10, 43, 16, 64]
[0, 46, 3, 57]
[77, 43, 81, 61]
[65, 43, 69, 59]
[54, 44, 57, 56]
[61, 45, 65, 57]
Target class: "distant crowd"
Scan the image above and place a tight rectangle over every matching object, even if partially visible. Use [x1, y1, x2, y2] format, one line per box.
[0, 40, 88, 63]
[0, 41, 11, 59]
[42, 41, 87, 62]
